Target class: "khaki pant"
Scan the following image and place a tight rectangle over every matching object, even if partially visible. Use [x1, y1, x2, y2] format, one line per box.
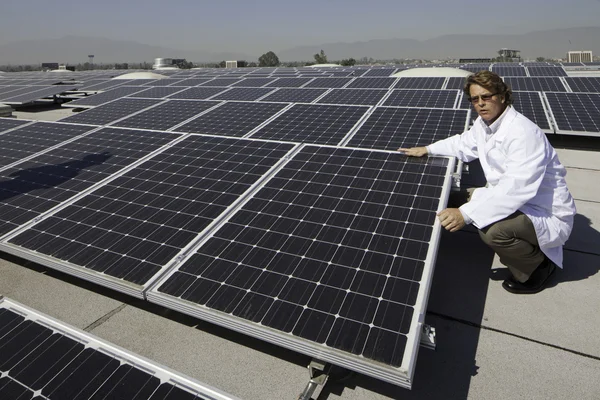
[451, 188, 545, 282]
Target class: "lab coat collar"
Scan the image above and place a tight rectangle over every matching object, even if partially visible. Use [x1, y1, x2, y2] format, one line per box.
[477, 105, 513, 135]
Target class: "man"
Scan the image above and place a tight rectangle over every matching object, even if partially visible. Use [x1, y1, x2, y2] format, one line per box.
[399, 70, 576, 294]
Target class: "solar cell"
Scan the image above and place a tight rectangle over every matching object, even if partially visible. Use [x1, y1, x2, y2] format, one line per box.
[492, 66, 527, 77]
[128, 86, 189, 99]
[250, 104, 369, 145]
[169, 87, 229, 100]
[503, 77, 566, 92]
[383, 90, 459, 108]
[564, 77, 600, 93]
[5, 136, 294, 293]
[78, 79, 131, 91]
[1, 86, 77, 105]
[0, 118, 29, 133]
[112, 100, 220, 131]
[0, 122, 96, 169]
[317, 88, 388, 106]
[65, 86, 149, 107]
[460, 64, 490, 73]
[259, 88, 329, 103]
[175, 78, 214, 86]
[0, 298, 240, 400]
[200, 78, 243, 87]
[361, 68, 397, 77]
[232, 78, 277, 87]
[304, 78, 353, 88]
[346, 78, 397, 89]
[394, 77, 446, 90]
[0, 127, 177, 237]
[60, 98, 163, 126]
[545, 92, 600, 134]
[347, 107, 469, 150]
[211, 87, 276, 101]
[527, 66, 567, 77]
[148, 145, 453, 388]
[175, 101, 287, 137]
[446, 77, 467, 90]
[511, 92, 551, 131]
[142, 78, 185, 86]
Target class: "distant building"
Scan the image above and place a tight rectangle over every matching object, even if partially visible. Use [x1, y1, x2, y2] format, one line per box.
[497, 49, 521, 62]
[567, 51, 593, 63]
[225, 60, 238, 68]
[459, 58, 492, 63]
[41, 63, 59, 70]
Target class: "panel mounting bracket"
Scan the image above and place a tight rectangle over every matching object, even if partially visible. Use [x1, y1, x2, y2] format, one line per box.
[420, 324, 437, 350]
[297, 359, 330, 400]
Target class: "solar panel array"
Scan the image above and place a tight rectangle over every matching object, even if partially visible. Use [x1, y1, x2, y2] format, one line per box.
[0, 61, 598, 388]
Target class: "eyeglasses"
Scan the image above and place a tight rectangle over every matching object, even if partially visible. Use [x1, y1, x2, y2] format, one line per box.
[467, 93, 498, 103]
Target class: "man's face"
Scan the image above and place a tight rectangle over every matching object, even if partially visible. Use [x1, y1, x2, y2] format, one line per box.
[469, 84, 505, 123]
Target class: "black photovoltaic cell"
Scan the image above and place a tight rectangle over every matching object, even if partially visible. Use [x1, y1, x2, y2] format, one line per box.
[383, 90, 458, 108]
[446, 77, 467, 90]
[0, 118, 29, 133]
[266, 78, 313, 87]
[545, 92, 600, 133]
[564, 77, 600, 93]
[394, 77, 445, 90]
[0, 122, 95, 169]
[361, 68, 397, 77]
[112, 100, 220, 131]
[78, 79, 130, 91]
[503, 77, 566, 92]
[67, 86, 149, 107]
[527, 66, 567, 77]
[142, 78, 185, 86]
[511, 92, 551, 130]
[129, 86, 188, 99]
[9, 136, 294, 287]
[317, 89, 387, 106]
[169, 87, 229, 100]
[232, 78, 277, 87]
[0, 128, 177, 237]
[0, 306, 227, 400]
[200, 78, 243, 87]
[176, 102, 287, 137]
[260, 88, 328, 103]
[212, 87, 275, 101]
[156, 146, 449, 369]
[304, 78, 353, 88]
[250, 104, 369, 145]
[60, 98, 163, 126]
[348, 107, 468, 150]
[176, 78, 214, 87]
[492, 66, 527, 77]
[1, 86, 77, 104]
[346, 78, 397, 89]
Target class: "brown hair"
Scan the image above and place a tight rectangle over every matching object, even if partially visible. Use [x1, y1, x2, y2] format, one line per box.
[464, 70, 513, 106]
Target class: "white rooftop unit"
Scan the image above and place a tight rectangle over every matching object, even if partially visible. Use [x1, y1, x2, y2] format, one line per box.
[225, 60, 238, 68]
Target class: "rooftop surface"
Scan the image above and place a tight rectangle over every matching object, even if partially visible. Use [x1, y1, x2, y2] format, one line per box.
[1, 105, 599, 400]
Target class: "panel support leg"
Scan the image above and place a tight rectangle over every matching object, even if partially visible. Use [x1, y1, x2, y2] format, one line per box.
[297, 359, 330, 400]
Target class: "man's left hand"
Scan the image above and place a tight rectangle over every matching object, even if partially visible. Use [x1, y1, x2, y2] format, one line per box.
[437, 208, 465, 232]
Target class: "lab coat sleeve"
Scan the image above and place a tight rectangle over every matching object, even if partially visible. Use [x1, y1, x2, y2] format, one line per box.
[459, 127, 548, 229]
[426, 126, 479, 162]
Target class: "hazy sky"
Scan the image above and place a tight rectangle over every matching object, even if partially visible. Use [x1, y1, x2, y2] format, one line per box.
[2, 0, 599, 52]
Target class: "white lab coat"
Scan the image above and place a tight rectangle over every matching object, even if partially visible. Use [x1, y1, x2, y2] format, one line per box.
[427, 106, 576, 268]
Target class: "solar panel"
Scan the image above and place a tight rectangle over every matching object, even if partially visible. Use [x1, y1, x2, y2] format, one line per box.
[259, 88, 328, 103]
[492, 66, 527, 77]
[113, 79, 158, 87]
[78, 79, 131, 91]
[211, 87, 276, 101]
[347, 107, 469, 150]
[0, 298, 240, 400]
[511, 92, 552, 131]
[128, 86, 189, 99]
[175, 78, 214, 86]
[394, 77, 446, 90]
[1, 86, 77, 105]
[65, 86, 149, 107]
[169, 87, 229, 100]
[460, 64, 490, 73]
[503, 77, 566, 92]
[304, 78, 353, 88]
[148, 145, 454, 388]
[346, 78, 397, 89]
[200, 78, 243, 87]
[250, 104, 369, 145]
[446, 77, 466, 90]
[60, 98, 163, 126]
[545, 92, 600, 134]
[0, 122, 96, 169]
[232, 78, 277, 87]
[0, 128, 177, 237]
[383, 90, 459, 108]
[361, 68, 397, 77]
[0, 118, 29, 133]
[142, 78, 185, 86]
[564, 77, 600, 93]
[175, 102, 287, 137]
[527, 66, 567, 77]
[317, 88, 388, 106]
[4, 136, 295, 295]
[111, 100, 220, 131]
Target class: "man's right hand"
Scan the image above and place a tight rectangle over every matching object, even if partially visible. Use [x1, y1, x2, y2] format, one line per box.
[397, 147, 428, 157]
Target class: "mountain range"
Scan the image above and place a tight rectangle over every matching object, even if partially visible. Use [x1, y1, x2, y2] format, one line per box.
[0, 27, 598, 65]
